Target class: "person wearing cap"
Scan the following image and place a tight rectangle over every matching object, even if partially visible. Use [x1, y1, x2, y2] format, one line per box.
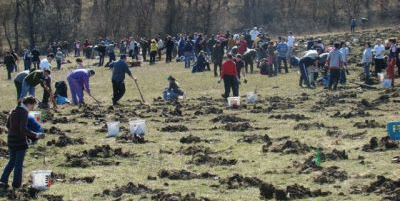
[218, 54, 239, 99]
[19, 69, 57, 109]
[110, 54, 136, 105]
[0, 96, 45, 190]
[163, 76, 184, 101]
[67, 69, 95, 105]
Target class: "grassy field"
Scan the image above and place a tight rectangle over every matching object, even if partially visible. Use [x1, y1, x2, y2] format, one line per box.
[0, 28, 400, 201]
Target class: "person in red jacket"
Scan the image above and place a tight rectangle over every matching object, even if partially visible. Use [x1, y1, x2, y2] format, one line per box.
[237, 36, 248, 55]
[218, 54, 239, 99]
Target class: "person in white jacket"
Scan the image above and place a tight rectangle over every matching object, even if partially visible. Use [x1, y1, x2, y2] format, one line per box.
[362, 42, 373, 83]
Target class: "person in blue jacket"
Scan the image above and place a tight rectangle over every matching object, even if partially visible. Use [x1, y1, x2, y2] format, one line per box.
[27, 114, 44, 144]
[163, 76, 184, 101]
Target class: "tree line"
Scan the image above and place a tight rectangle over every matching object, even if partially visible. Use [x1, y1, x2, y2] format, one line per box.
[0, 0, 399, 54]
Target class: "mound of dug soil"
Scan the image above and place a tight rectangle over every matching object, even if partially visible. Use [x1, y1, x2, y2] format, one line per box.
[292, 156, 322, 174]
[69, 176, 95, 184]
[45, 126, 66, 135]
[211, 115, 249, 123]
[177, 145, 215, 155]
[4, 184, 41, 200]
[180, 134, 201, 144]
[97, 182, 159, 198]
[237, 134, 271, 144]
[42, 195, 64, 201]
[152, 192, 211, 201]
[322, 149, 348, 161]
[362, 137, 398, 152]
[160, 125, 189, 132]
[224, 122, 253, 132]
[331, 110, 370, 119]
[293, 122, 327, 130]
[265, 139, 312, 154]
[259, 182, 331, 200]
[64, 145, 133, 168]
[313, 166, 348, 184]
[326, 129, 367, 139]
[360, 176, 400, 200]
[158, 169, 218, 180]
[52, 117, 73, 124]
[189, 153, 237, 166]
[353, 120, 385, 129]
[116, 133, 147, 144]
[269, 114, 309, 121]
[219, 174, 264, 189]
[194, 106, 223, 115]
[46, 135, 85, 147]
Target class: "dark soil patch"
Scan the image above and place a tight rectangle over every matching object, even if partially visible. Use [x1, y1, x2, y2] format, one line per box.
[259, 182, 331, 200]
[360, 176, 400, 201]
[178, 145, 215, 155]
[237, 134, 271, 144]
[96, 182, 159, 198]
[269, 114, 309, 121]
[189, 153, 237, 166]
[42, 195, 64, 201]
[211, 115, 249, 123]
[116, 133, 147, 144]
[265, 139, 312, 154]
[331, 109, 370, 119]
[52, 117, 73, 124]
[313, 166, 348, 184]
[326, 129, 367, 139]
[353, 120, 385, 129]
[194, 106, 223, 115]
[69, 176, 95, 184]
[219, 174, 264, 189]
[0, 147, 7, 158]
[224, 122, 253, 132]
[160, 125, 189, 132]
[45, 126, 66, 135]
[46, 135, 85, 147]
[4, 184, 41, 200]
[64, 145, 133, 168]
[158, 169, 218, 180]
[362, 137, 399, 152]
[292, 156, 322, 174]
[322, 149, 348, 161]
[180, 134, 201, 144]
[293, 122, 327, 130]
[152, 192, 211, 201]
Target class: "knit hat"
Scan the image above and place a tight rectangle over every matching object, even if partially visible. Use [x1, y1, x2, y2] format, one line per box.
[167, 76, 176, 81]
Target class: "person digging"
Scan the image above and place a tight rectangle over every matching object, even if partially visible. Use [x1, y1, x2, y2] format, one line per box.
[163, 76, 185, 101]
[110, 54, 137, 106]
[67, 69, 96, 105]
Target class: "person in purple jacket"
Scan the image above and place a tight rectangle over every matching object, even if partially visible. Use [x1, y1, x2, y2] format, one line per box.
[67, 69, 95, 105]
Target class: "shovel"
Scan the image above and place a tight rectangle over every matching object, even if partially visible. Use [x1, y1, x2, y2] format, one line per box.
[87, 93, 102, 105]
[134, 79, 146, 103]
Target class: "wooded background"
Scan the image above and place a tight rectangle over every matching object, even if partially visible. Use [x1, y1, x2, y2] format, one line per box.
[0, 0, 399, 54]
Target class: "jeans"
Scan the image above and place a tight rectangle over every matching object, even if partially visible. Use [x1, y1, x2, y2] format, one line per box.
[56, 59, 62, 70]
[166, 50, 172, 62]
[299, 61, 310, 87]
[99, 54, 105, 66]
[363, 62, 370, 82]
[75, 48, 80, 57]
[32, 60, 40, 69]
[112, 80, 126, 104]
[20, 80, 35, 99]
[329, 68, 340, 90]
[24, 60, 31, 71]
[14, 81, 22, 100]
[0, 149, 27, 188]
[6, 65, 13, 80]
[150, 51, 157, 64]
[184, 52, 191, 68]
[277, 56, 288, 73]
[223, 75, 239, 98]
[142, 49, 147, 61]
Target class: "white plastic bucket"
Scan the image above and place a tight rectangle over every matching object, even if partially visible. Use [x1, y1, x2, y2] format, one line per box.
[378, 73, 384, 82]
[383, 79, 392, 89]
[106, 121, 120, 137]
[31, 170, 52, 190]
[227, 97, 241, 107]
[129, 120, 146, 137]
[246, 92, 258, 103]
[29, 111, 42, 122]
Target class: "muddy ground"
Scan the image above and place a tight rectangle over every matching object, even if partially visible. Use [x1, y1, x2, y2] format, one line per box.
[1, 27, 400, 200]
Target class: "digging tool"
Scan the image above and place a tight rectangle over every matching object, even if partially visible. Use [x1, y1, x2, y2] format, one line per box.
[87, 93, 101, 105]
[134, 79, 146, 103]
